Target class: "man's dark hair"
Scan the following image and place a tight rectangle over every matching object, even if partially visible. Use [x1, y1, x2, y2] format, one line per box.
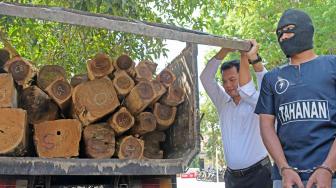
[220, 59, 240, 74]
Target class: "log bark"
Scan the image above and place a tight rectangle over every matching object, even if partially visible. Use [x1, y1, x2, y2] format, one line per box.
[70, 74, 88, 88]
[114, 54, 136, 77]
[37, 65, 67, 90]
[0, 48, 10, 73]
[72, 78, 120, 125]
[130, 112, 156, 136]
[125, 81, 155, 114]
[45, 78, 72, 111]
[0, 108, 27, 156]
[112, 70, 135, 97]
[161, 85, 185, 107]
[87, 53, 114, 80]
[34, 119, 82, 158]
[151, 79, 167, 105]
[156, 69, 176, 88]
[108, 107, 134, 135]
[153, 103, 177, 130]
[19, 86, 59, 124]
[142, 131, 165, 159]
[83, 123, 115, 159]
[0, 73, 17, 108]
[116, 135, 144, 159]
[3, 56, 36, 88]
[134, 60, 156, 82]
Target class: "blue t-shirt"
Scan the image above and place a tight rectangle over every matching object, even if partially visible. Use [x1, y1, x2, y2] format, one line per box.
[255, 55, 336, 180]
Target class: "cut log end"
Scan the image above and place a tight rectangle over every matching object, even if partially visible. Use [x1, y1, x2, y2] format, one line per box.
[83, 123, 115, 159]
[113, 71, 135, 96]
[87, 53, 114, 80]
[34, 119, 82, 158]
[0, 73, 17, 108]
[125, 81, 155, 114]
[116, 54, 134, 70]
[4, 57, 30, 82]
[0, 108, 27, 156]
[45, 79, 72, 111]
[157, 69, 176, 87]
[153, 103, 177, 130]
[117, 136, 144, 159]
[37, 65, 67, 90]
[130, 112, 156, 135]
[161, 85, 185, 106]
[108, 107, 134, 135]
[70, 74, 88, 88]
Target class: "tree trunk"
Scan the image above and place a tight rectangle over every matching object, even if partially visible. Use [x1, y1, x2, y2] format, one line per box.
[37, 65, 67, 91]
[19, 86, 59, 125]
[108, 107, 134, 135]
[125, 81, 155, 114]
[134, 60, 156, 82]
[0, 73, 17, 108]
[83, 123, 115, 159]
[151, 80, 167, 105]
[114, 54, 136, 77]
[142, 131, 166, 159]
[153, 103, 177, 130]
[70, 74, 88, 88]
[130, 112, 156, 136]
[87, 53, 114, 80]
[45, 79, 72, 111]
[33, 119, 82, 158]
[72, 78, 120, 125]
[116, 135, 144, 159]
[156, 69, 176, 88]
[161, 85, 185, 107]
[112, 70, 135, 97]
[0, 48, 10, 73]
[0, 108, 27, 156]
[3, 57, 36, 88]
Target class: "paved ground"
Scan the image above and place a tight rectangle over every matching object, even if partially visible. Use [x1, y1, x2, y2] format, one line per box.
[176, 177, 225, 188]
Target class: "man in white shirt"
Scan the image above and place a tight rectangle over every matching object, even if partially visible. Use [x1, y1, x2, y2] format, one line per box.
[200, 40, 271, 188]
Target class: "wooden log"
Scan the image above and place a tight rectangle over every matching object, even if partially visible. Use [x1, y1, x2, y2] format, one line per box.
[0, 48, 10, 73]
[34, 119, 82, 158]
[153, 103, 177, 130]
[19, 86, 59, 124]
[0, 73, 17, 108]
[142, 131, 166, 159]
[114, 54, 136, 77]
[0, 108, 27, 156]
[151, 79, 167, 105]
[116, 135, 144, 159]
[72, 78, 120, 125]
[139, 60, 157, 74]
[112, 70, 135, 97]
[3, 56, 36, 88]
[134, 60, 156, 82]
[37, 65, 67, 90]
[161, 85, 185, 107]
[108, 107, 134, 135]
[130, 112, 156, 136]
[83, 123, 115, 159]
[125, 81, 155, 114]
[45, 78, 72, 111]
[70, 74, 88, 88]
[87, 53, 114, 80]
[156, 69, 176, 88]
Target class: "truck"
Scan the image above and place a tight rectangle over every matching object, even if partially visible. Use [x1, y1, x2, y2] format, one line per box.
[0, 2, 251, 187]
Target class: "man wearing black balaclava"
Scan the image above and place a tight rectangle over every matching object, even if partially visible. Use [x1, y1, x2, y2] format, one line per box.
[255, 9, 336, 188]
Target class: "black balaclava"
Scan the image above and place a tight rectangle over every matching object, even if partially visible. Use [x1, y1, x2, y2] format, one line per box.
[276, 9, 314, 57]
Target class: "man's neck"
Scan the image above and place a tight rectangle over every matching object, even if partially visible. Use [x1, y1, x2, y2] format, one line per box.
[290, 50, 318, 65]
[233, 96, 241, 105]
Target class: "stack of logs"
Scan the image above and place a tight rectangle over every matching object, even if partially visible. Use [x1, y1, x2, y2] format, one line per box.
[0, 49, 185, 159]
